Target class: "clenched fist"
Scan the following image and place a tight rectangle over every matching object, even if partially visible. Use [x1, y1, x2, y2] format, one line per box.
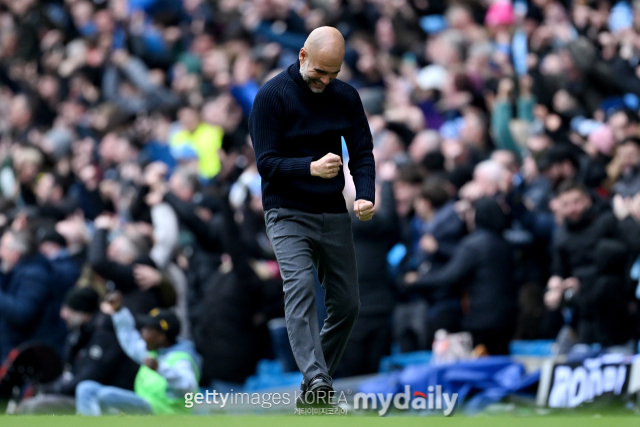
[354, 199, 374, 221]
[310, 153, 342, 179]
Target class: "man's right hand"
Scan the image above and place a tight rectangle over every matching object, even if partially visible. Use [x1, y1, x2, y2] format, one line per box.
[310, 153, 342, 179]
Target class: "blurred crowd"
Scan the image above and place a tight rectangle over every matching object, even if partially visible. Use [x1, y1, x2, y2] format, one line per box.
[1, 0, 640, 413]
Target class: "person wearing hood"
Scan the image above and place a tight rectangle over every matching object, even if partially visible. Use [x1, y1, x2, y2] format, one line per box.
[406, 197, 517, 355]
[76, 291, 201, 415]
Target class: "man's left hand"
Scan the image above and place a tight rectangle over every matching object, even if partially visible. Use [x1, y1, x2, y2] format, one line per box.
[354, 200, 374, 221]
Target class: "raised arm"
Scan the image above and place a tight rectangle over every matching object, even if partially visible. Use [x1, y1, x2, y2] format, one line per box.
[111, 306, 148, 364]
[412, 240, 477, 292]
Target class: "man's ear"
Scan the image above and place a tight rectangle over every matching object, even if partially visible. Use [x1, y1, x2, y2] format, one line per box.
[299, 47, 306, 63]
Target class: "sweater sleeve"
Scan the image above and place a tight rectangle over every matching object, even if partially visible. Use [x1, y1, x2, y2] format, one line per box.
[249, 83, 314, 178]
[343, 88, 376, 203]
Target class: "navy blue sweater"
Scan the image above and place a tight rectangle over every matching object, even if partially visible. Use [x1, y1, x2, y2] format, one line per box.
[249, 61, 376, 213]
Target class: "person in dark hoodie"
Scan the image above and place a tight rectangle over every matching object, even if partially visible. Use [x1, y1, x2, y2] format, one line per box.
[16, 287, 139, 414]
[0, 228, 61, 361]
[406, 197, 517, 355]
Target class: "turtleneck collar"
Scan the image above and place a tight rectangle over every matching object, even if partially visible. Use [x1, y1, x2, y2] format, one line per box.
[287, 60, 328, 96]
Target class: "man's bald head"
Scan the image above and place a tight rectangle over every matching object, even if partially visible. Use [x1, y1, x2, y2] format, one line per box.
[299, 27, 345, 93]
[304, 26, 345, 57]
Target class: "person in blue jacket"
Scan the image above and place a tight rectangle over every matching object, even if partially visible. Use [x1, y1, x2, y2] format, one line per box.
[0, 229, 57, 361]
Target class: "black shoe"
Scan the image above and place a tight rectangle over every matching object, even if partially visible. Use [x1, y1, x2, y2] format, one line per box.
[296, 374, 334, 409]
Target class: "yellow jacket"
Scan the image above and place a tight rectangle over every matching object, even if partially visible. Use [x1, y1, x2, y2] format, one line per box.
[170, 123, 223, 178]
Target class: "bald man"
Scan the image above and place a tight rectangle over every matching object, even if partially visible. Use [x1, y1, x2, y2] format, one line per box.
[249, 27, 376, 407]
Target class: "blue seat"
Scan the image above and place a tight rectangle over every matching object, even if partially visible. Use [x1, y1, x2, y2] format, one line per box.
[243, 359, 303, 391]
[509, 340, 555, 357]
[378, 351, 433, 373]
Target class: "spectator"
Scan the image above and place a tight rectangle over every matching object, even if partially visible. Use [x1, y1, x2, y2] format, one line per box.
[88, 214, 176, 315]
[191, 193, 280, 389]
[76, 291, 201, 415]
[613, 137, 640, 197]
[170, 106, 225, 180]
[544, 181, 626, 344]
[337, 177, 400, 377]
[33, 173, 78, 222]
[0, 229, 57, 360]
[16, 287, 138, 414]
[409, 178, 466, 349]
[37, 227, 83, 351]
[406, 197, 517, 355]
[412, 178, 465, 271]
[102, 50, 180, 115]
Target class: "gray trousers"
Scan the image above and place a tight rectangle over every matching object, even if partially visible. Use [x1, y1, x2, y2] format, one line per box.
[265, 207, 360, 382]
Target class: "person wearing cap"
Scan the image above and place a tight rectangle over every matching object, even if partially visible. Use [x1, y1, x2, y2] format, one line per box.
[16, 287, 138, 414]
[75, 291, 201, 415]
